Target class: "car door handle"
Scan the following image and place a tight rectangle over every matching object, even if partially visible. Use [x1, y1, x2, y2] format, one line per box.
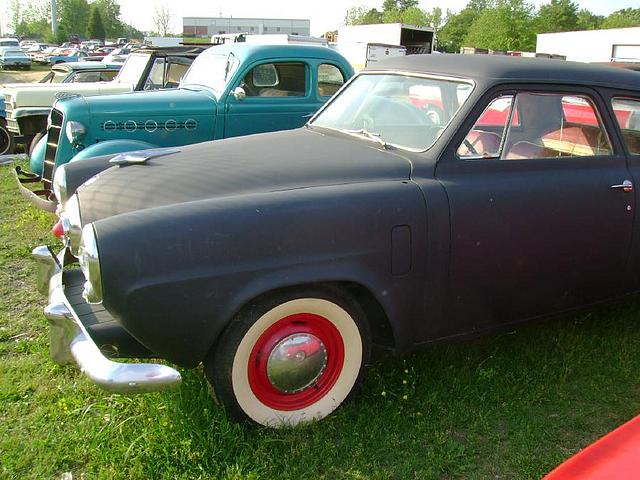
[301, 113, 314, 119]
[611, 180, 633, 192]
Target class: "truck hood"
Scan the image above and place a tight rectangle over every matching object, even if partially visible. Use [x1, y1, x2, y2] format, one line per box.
[77, 127, 413, 224]
[4, 81, 132, 108]
[81, 87, 216, 117]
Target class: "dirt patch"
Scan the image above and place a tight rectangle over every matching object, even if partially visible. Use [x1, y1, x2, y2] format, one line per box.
[0, 69, 46, 84]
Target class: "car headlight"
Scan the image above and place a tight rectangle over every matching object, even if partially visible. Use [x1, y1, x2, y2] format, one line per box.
[52, 165, 68, 205]
[65, 120, 86, 145]
[60, 194, 82, 255]
[78, 223, 102, 304]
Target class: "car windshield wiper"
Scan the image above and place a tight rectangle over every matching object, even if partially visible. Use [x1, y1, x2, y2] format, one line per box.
[344, 128, 389, 149]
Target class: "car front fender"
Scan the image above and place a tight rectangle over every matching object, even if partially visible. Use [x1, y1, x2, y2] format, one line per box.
[70, 140, 157, 163]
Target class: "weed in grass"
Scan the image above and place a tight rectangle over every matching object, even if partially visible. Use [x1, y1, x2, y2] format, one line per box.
[2, 162, 640, 479]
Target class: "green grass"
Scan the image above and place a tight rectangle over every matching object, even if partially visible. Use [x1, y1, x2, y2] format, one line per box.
[2, 161, 640, 479]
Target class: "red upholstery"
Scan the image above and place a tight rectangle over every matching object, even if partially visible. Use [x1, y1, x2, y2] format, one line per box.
[540, 125, 611, 156]
[458, 130, 502, 157]
[504, 141, 558, 160]
[544, 415, 640, 480]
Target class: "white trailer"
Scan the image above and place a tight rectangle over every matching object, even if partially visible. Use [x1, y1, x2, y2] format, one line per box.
[143, 37, 183, 47]
[335, 42, 406, 71]
[242, 34, 327, 46]
[536, 27, 640, 63]
[338, 23, 434, 55]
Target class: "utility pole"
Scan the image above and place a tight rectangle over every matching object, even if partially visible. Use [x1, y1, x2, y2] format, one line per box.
[51, 0, 58, 37]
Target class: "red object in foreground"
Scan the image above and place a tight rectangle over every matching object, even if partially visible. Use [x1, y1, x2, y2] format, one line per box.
[52, 220, 64, 239]
[544, 415, 640, 479]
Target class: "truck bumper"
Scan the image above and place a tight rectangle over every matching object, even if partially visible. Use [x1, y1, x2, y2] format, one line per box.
[14, 166, 58, 212]
[35, 246, 182, 393]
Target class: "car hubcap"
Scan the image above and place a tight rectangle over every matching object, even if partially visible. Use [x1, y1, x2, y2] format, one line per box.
[248, 312, 345, 411]
[266, 333, 327, 393]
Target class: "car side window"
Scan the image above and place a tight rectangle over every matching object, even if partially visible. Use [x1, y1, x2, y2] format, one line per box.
[73, 71, 102, 83]
[100, 71, 118, 82]
[242, 62, 307, 97]
[165, 62, 190, 88]
[458, 92, 612, 160]
[145, 58, 165, 90]
[611, 97, 640, 155]
[318, 64, 345, 98]
[458, 95, 514, 159]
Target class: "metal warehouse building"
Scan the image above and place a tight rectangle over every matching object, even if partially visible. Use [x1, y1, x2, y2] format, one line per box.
[183, 17, 310, 38]
[536, 27, 640, 63]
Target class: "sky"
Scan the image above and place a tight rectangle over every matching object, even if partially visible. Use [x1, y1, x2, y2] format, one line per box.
[0, 0, 637, 37]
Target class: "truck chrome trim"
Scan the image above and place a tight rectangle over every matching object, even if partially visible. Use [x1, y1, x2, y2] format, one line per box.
[44, 260, 182, 393]
[13, 167, 57, 212]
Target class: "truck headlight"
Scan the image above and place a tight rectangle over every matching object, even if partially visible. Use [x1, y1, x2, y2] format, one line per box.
[65, 120, 86, 145]
[52, 165, 68, 205]
[79, 224, 102, 304]
[60, 194, 82, 255]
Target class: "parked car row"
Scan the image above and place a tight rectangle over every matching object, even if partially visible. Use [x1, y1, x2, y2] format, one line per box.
[5, 43, 640, 431]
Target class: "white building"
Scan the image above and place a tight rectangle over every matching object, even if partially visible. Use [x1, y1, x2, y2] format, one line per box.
[536, 27, 640, 63]
[183, 17, 310, 38]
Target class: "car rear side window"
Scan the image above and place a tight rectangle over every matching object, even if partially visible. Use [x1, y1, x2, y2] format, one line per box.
[242, 62, 307, 97]
[611, 97, 640, 155]
[318, 64, 345, 98]
[459, 92, 612, 160]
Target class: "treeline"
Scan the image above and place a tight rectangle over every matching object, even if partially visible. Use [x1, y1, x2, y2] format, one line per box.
[7, 0, 143, 43]
[346, 0, 640, 52]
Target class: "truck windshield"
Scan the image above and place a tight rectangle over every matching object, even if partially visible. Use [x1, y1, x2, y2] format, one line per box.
[114, 53, 151, 85]
[311, 73, 474, 151]
[180, 53, 239, 94]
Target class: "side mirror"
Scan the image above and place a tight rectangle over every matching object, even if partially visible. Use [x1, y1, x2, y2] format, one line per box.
[232, 86, 246, 101]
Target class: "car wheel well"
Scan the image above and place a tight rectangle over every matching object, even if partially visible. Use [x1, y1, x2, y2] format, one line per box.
[215, 281, 395, 356]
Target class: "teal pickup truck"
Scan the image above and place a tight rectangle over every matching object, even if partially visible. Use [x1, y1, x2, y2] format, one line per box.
[19, 44, 353, 211]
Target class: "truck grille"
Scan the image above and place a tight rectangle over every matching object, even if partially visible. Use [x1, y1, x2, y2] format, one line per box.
[4, 94, 20, 135]
[42, 109, 63, 190]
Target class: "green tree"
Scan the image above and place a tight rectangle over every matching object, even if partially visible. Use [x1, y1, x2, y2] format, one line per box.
[535, 0, 579, 33]
[383, 6, 429, 24]
[464, 0, 536, 51]
[57, 0, 90, 39]
[345, 6, 384, 25]
[576, 9, 604, 30]
[601, 8, 640, 29]
[437, 1, 492, 53]
[92, 0, 125, 38]
[87, 5, 105, 40]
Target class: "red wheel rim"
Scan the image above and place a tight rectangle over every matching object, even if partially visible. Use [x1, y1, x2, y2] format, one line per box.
[248, 312, 345, 411]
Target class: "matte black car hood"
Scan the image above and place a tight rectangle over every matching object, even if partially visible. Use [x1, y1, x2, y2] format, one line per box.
[77, 127, 413, 224]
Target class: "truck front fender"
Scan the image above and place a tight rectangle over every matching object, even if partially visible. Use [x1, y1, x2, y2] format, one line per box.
[70, 140, 157, 163]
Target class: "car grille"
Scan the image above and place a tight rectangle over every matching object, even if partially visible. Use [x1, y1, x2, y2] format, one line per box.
[4, 94, 20, 135]
[42, 109, 63, 190]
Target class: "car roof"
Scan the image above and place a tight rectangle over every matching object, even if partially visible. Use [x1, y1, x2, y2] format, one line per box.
[52, 61, 121, 72]
[133, 45, 207, 58]
[368, 54, 640, 91]
[199, 43, 348, 64]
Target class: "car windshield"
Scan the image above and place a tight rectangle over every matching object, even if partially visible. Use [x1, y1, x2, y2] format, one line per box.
[311, 73, 474, 151]
[180, 53, 239, 93]
[3, 50, 26, 57]
[0, 40, 19, 47]
[114, 53, 151, 84]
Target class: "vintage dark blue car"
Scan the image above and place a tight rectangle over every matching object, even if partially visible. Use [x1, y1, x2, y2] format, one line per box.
[34, 55, 640, 427]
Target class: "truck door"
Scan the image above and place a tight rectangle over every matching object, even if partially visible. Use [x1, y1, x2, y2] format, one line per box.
[223, 61, 320, 138]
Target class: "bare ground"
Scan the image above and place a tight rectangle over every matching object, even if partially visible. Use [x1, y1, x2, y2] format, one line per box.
[0, 69, 47, 84]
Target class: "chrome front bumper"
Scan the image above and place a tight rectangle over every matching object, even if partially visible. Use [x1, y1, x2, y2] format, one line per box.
[14, 167, 58, 212]
[34, 246, 182, 393]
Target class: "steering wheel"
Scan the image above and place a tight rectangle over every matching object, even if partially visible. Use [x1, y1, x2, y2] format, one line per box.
[463, 138, 479, 155]
[240, 80, 258, 97]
